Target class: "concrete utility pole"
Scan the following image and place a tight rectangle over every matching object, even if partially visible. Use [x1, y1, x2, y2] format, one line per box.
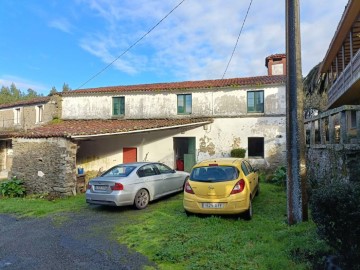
[285, 0, 308, 224]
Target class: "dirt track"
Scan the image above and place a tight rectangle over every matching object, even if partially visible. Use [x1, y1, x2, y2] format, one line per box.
[0, 208, 157, 270]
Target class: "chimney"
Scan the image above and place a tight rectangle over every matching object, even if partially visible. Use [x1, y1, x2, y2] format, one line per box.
[265, 54, 286, 75]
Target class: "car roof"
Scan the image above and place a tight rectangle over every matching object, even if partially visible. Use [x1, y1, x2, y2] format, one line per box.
[114, 162, 160, 167]
[193, 158, 245, 167]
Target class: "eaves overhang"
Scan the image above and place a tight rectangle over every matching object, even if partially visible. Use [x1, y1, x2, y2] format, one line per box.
[11, 118, 213, 139]
[320, 0, 360, 73]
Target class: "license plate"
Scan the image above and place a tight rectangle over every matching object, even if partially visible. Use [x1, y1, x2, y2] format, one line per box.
[94, 185, 108, 191]
[202, 203, 225, 209]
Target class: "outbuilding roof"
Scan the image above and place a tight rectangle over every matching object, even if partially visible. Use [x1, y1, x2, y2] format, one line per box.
[8, 118, 212, 139]
[0, 97, 51, 110]
[63, 75, 286, 95]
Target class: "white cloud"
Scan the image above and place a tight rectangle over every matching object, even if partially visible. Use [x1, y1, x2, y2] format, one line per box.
[49, 17, 73, 33]
[75, 0, 349, 81]
[0, 75, 48, 94]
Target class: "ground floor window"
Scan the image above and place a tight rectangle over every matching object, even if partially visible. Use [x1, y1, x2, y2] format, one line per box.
[248, 137, 264, 158]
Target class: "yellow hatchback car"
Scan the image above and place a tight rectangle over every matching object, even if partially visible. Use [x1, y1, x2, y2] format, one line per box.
[183, 158, 259, 220]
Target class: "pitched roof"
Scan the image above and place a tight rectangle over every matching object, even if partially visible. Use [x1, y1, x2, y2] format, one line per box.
[9, 118, 212, 139]
[0, 97, 51, 110]
[63, 75, 286, 95]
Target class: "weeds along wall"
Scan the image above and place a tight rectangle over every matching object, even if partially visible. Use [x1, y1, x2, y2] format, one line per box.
[11, 137, 77, 196]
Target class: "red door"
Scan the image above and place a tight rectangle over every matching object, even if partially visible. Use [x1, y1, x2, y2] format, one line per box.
[123, 147, 137, 163]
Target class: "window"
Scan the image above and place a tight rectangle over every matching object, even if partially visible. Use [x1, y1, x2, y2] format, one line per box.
[177, 94, 192, 114]
[248, 137, 264, 158]
[36, 105, 44, 123]
[247, 91, 264, 113]
[113, 97, 125, 116]
[155, 163, 173, 174]
[14, 108, 21, 125]
[137, 164, 157, 177]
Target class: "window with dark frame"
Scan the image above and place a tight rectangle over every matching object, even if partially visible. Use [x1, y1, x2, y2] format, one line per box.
[247, 90, 264, 113]
[177, 94, 192, 114]
[248, 137, 264, 158]
[113, 97, 125, 116]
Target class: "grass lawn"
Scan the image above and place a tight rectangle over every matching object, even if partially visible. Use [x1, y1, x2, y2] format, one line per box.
[0, 183, 329, 269]
[114, 183, 329, 270]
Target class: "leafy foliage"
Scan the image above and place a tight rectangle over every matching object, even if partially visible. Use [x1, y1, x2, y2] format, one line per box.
[310, 182, 360, 269]
[0, 83, 43, 105]
[230, 148, 246, 158]
[0, 177, 26, 197]
[269, 166, 287, 187]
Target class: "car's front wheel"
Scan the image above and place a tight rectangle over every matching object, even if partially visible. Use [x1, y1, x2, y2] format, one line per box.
[134, 189, 149, 210]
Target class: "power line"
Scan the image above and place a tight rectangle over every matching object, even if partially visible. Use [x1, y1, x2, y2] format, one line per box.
[76, 0, 186, 90]
[222, 0, 253, 79]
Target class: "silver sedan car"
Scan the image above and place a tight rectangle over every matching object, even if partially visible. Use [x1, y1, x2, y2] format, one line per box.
[86, 162, 189, 209]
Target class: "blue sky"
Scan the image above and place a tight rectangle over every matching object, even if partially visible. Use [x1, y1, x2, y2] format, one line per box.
[0, 0, 349, 95]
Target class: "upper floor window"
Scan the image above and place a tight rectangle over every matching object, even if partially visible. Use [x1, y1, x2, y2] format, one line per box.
[113, 97, 125, 116]
[14, 108, 21, 125]
[36, 105, 44, 123]
[177, 94, 192, 114]
[247, 90, 264, 113]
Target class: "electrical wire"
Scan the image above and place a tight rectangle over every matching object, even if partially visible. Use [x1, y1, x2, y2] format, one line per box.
[221, 0, 253, 79]
[76, 0, 186, 90]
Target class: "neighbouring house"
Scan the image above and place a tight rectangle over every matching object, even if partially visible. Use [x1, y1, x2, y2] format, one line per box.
[1, 54, 287, 195]
[305, 0, 360, 183]
[0, 96, 61, 178]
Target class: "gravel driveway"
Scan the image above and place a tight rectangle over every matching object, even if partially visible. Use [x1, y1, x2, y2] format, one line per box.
[0, 207, 158, 270]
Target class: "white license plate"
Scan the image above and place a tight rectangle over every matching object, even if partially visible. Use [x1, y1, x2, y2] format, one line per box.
[94, 185, 108, 191]
[202, 203, 225, 209]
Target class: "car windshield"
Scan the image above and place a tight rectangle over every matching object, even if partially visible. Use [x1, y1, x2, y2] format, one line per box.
[101, 165, 136, 177]
[190, 166, 239, 182]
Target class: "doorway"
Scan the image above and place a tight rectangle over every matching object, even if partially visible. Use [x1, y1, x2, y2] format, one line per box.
[173, 137, 196, 172]
[123, 147, 137, 163]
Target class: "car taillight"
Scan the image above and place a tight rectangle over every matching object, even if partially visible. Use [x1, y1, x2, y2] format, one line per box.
[86, 184, 92, 190]
[184, 181, 194, 194]
[111, 183, 124, 191]
[230, 179, 245, 194]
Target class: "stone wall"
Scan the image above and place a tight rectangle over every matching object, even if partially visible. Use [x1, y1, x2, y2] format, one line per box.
[306, 144, 360, 184]
[11, 137, 77, 196]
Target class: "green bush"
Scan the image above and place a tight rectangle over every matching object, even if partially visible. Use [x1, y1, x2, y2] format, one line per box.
[310, 182, 360, 269]
[0, 177, 26, 198]
[269, 166, 287, 187]
[230, 148, 246, 158]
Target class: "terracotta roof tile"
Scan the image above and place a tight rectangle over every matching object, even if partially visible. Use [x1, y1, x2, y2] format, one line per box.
[63, 75, 286, 95]
[12, 118, 213, 138]
[0, 97, 51, 109]
[265, 54, 286, 66]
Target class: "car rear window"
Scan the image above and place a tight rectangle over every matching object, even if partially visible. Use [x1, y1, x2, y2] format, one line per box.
[102, 165, 136, 177]
[190, 166, 239, 182]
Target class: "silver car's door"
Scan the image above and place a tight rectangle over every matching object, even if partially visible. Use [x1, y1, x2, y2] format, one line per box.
[137, 164, 163, 199]
[154, 163, 182, 193]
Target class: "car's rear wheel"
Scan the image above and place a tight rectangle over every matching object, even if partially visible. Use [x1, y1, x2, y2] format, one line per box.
[134, 189, 149, 210]
[243, 198, 253, 220]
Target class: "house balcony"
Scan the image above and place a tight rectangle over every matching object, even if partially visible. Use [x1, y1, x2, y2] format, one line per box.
[327, 50, 360, 109]
[305, 105, 360, 147]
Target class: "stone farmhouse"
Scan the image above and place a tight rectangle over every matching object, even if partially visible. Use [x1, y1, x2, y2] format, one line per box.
[0, 54, 287, 195]
[305, 0, 360, 182]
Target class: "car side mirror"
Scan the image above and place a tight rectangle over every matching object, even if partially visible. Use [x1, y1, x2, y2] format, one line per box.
[253, 168, 259, 173]
[172, 169, 176, 173]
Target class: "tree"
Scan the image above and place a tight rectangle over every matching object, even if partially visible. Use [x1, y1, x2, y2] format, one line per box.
[303, 63, 328, 119]
[0, 83, 42, 105]
[50, 86, 57, 95]
[62, 83, 71, 92]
